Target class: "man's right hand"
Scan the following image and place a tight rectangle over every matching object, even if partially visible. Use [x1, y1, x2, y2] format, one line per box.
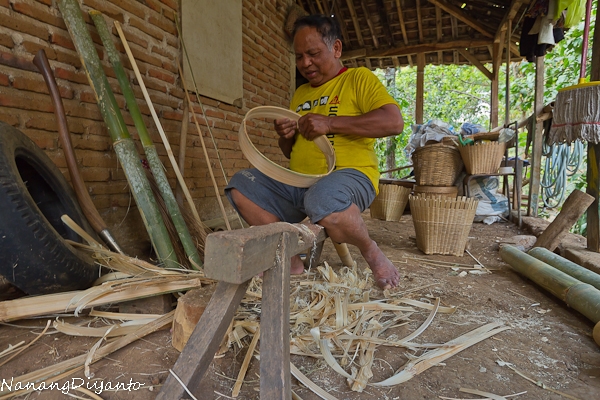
[274, 118, 297, 140]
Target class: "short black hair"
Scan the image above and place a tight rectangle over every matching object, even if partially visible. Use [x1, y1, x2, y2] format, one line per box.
[292, 15, 342, 49]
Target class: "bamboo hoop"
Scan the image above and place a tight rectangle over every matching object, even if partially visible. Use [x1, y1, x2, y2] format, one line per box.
[239, 106, 336, 188]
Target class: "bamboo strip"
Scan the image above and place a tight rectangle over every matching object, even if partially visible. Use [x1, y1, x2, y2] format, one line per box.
[0, 312, 174, 399]
[0, 320, 50, 368]
[54, 318, 159, 338]
[178, 63, 232, 230]
[290, 363, 339, 400]
[231, 327, 260, 397]
[459, 388, 507, 400]
[88, 310, 163, 320]
[0, 278, 202, 322]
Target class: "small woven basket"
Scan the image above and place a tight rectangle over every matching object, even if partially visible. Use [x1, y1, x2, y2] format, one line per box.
[370, 184, 411, 221]
[412, 144, 463, 186]
[459, 141, 505, 174]
[409, 195, 479, 256]
[413, 185, 458, 198]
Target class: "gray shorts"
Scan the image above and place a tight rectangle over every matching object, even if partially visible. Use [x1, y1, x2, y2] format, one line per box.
[225, 168, 376, 223]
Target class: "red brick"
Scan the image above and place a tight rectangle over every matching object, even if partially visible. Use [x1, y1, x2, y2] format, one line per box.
[72, 134, 112, 151]
[80, 91, 98, 104]
[24, 113, 59, 132]
[150, 44, 174, 59]
[163, 7, 176, 22]
[115, 25, 148, 49]
[82, 0, 124, 22]
[0, 32, 13, 48]
[12, 1, 66, 28]
[22, 128, 57, 149]
[54, 67, 89, 84]
[0, 89, 54, 113]
[0, 71, 8, 86]
[50, 31, 76, 51]
[143, 78, 167, 94]
[21, 40, 57, 59]
[0, 0, 9, 8]
[79, 149, 116, 168]
[162, 110, 182, 121]
[53, 47, 82, 69]
[0, 111, 20, 126]
[36, 0, 53, 6]
[148, 14, 175, 35]
[109, 0, 147, 20]
[129, 16, 164, 41]
[143, 0, 163, 14]
[148, 68, 175, 84]
[162, 59, 178, 74]
[130, 45, 162, 68]
[0, 13, 48, 41]
[159, 0, 177, 11]
[81, 167, 111, 182]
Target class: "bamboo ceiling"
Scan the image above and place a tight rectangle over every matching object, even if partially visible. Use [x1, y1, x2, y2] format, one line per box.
[295, 0, 532, 69]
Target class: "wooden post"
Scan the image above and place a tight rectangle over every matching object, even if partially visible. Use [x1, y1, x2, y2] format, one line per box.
[587, 0, 600, 251]
[416, 53, 425, 124]
[534, 190, 595, 251]
[261, 232, 292, 400]
[528, 55, 545, 216]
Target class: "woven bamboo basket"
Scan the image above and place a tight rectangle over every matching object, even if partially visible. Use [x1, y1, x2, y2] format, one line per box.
[409, 195, 479, 256]
[459, 141, 506, 174]
[413, 185, 458, 198]
[412, 144, 463, 186]
[370, 184, 411, 221]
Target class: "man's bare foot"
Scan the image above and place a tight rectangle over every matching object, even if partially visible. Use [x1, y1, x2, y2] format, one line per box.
[290, 255, 305, 275]
[362, 240, 399, 290]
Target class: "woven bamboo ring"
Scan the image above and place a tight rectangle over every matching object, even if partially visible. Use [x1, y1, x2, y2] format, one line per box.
[239, 106, 336, 188]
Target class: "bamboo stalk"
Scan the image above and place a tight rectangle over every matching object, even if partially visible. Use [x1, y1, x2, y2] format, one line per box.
[528, 247, 600, 291]
[177, 100, 190, 204]
[57, 0, 177, 268]
[93, 16, 202, 268]
[113, 21, 201, 225]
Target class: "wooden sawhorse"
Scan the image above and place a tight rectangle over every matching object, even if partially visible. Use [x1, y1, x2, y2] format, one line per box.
[157, 222, 328, 400]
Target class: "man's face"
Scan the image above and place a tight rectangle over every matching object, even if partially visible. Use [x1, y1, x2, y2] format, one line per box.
[294, 26, 342, 86]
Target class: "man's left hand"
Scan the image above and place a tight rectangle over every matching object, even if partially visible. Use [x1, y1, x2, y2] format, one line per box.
[297, 113, 331, 140]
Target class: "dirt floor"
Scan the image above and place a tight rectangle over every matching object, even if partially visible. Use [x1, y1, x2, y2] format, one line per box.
[1, 211, 600, 400]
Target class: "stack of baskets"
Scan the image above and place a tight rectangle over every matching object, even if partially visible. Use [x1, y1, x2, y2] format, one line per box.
[412, 143, 463, 197]
[409, 195, 479, 256]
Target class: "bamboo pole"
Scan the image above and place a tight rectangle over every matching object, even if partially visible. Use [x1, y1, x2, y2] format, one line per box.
[528, 247, 600, 291]
[57, 0, 178, 268]
[91, 12, 202, 269]
[500, 245, 600, 324]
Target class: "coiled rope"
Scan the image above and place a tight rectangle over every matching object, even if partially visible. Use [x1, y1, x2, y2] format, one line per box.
[541, 140, 585, 208]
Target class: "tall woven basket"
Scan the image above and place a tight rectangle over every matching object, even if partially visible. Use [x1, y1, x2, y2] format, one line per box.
[370, 184, 411, 221]
[459, 141, 505, 174]
[412, 144, 463, 186]
[409, 195, 479, 256]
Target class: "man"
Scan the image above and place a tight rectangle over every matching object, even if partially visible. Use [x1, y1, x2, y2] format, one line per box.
[225, 15, 404, 289]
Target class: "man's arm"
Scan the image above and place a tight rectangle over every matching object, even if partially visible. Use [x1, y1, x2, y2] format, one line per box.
[298, 104, 403, 141]
[274, 118, 297, 159]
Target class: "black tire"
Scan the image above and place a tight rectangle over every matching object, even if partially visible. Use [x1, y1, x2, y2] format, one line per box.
[0, 121, 98, 295]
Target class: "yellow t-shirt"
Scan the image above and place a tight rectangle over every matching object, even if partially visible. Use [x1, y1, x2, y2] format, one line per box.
[289, 67, 400, 193]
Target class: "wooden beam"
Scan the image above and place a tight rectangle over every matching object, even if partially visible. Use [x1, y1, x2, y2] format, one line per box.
[333, 1, 352, 48]
[528, 55, 545, 216]
[375, 0, 395, 47]
[451, 15, 458, 64]
[457, 49, 493, 80]
[341, 38, 492, 60]
[394, 0, 413, 66]
[204, 222, 327, 284]
[360, 0, 379, 49]
[416, 53, 425, 124]
[436, 6, 443, 63]
[427, 0, 494, 39]
[156, 281, 251, 400]
[494, 0, 524, 43]
[416, 0, 424, 43]
[345, 0, 364, 46]
[588, 0, 600, 251]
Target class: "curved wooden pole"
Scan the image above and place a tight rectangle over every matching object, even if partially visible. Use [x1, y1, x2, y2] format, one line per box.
[32, 49, 124, 254]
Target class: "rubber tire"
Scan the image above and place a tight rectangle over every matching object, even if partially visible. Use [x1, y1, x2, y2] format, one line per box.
[0, 121, 98, 295]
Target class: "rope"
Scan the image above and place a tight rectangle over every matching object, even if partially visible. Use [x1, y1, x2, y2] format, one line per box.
[541, 140, 584, 208]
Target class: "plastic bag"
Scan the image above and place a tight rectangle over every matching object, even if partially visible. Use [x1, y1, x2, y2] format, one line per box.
[468, 176, 509, 223]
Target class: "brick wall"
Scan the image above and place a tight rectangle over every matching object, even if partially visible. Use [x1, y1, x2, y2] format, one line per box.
[0, 0, 293, 254]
